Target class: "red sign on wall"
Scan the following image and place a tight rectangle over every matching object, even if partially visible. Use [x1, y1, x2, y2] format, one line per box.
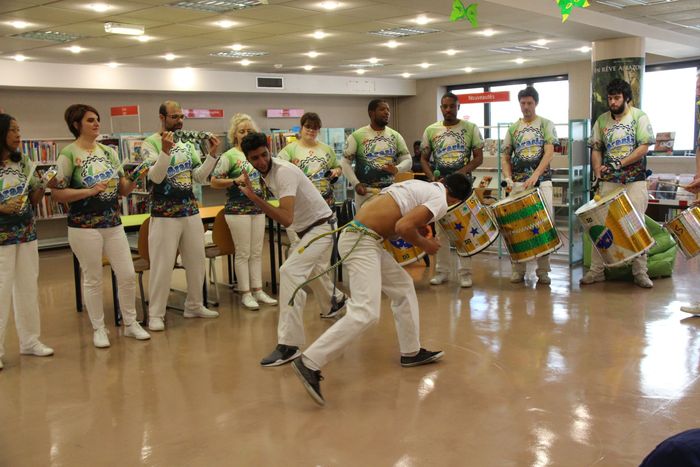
[266, 108, 304, 118]
[457, 91, 510, 104]
[183, 108, 224, 119]
[110, 105, 139, 116]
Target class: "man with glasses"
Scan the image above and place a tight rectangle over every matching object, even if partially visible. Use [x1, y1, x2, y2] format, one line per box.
[141, 100, 221, 331]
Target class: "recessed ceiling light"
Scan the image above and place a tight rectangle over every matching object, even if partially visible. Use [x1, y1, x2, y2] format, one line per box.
[13, 54, 27, 62]
[514, 58, 525, 64]
[368, 57, 379, 64]
[8, 21, 30, 29]
[312, 30, 327, 39]
[319, 1, 339, 10]
[464, 67, 474, 73]
[107, 61, 120, 68]
[355, 69, 366, 75]
[579, 46, 591, 53]
[414, 15, 430, 25]
[402, 72, 411, 78]
[164, 53, 176, 61]
[534, 39, 549, 46]
[104, 22, 145, 36]
[240, 59, 251, 66]
[306, 51, 319, 58]
[68, 45, 82, 54]
[480, 29, 496, 37]
[87, 3, 111, 12]
[303, 65, 314, 71]
[419, 62, 430, 69]
[230, 43, 243, 51]
[215, 20, 235, 28]
[385, 40, 400, 48]
[273, 63, 283, 69]
[136, 35, 152, 43]
[445, 49, 457, 56]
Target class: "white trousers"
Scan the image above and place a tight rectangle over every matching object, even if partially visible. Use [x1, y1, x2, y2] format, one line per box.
[589, 180, 649, 276]
[510, 181, 554, 274]
[435, 222, 471, 276]
[224, 214, 265, 292]
[278, 223, 335, 347]
[304, 231, 421, 368]
[0, 241, 42, 359]
[69, 226, 138, 329]
[148, 215, 206, 319]
[286, 228, 343, 314]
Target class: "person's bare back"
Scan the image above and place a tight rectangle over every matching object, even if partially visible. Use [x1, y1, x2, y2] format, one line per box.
[354, 194, 402, 239]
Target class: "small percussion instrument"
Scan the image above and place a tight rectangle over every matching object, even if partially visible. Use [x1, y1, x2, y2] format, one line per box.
[172, 130, 213, 143]
[575, 187, 654, 266]
[491, 188, 561, 263]
[664, 206, 700, 259]
[437, 192, 499, 257]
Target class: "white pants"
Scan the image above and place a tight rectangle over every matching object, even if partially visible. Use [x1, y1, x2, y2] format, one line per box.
[511, 181, 554, 275]
[148, 215, 206, 319]
[589, 180, 649, 276]
[69, 226, 138, 329]
[0, 241, 42, 359]
[278, 223, 335, 347]
[304, 230, 421, 368]
[435, 222, 471, 276]
[225, 214, 265, 292]
[287, 229, 343, 314]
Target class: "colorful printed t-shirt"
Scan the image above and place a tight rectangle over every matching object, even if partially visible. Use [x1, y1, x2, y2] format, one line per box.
[55, 142, 123, 229]
[278, 140, 339, 205]
[142, 133, 202, 218]
[212, 147, 263, 215]
[502, 117, 558, 183]
[591, 106, 655, 184]
[343, 126, 409, 187]
[420, 120, 484, 177]
[0, 154, 39, 245]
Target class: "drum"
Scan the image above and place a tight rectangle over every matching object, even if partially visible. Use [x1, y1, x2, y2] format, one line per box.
[491, 188, 561, 263]
[437, 192, 499, 257]
[575, 187, 654, 266]
[383, 228, 433, 266]
[664, 206, 700, 259]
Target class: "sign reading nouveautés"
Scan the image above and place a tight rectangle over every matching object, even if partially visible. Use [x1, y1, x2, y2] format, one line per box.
[183, 108, 224, 119]
[266, 108, 304, 118]
[457, 91, 510, 104]
[110, 105, 139, 116]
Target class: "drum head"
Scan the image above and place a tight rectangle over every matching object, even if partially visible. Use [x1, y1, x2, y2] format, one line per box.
[491, 187, 539, 208]
[575, 187, 626, 216]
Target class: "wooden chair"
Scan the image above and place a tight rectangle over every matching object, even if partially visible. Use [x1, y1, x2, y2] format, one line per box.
[205, 209, 235, 305]
[132, 218, 151, 324]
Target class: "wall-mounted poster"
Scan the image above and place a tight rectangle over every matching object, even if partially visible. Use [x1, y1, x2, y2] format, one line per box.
[591, 57, 644, 125]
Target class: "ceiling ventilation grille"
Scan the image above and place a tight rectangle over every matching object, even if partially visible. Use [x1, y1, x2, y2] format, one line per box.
[13, 31, 82, 42]
[210, 50, 269, 58]
[169, 0, 266, 13]
[368, 27, 440, 38]
[596, 0, 678, 8]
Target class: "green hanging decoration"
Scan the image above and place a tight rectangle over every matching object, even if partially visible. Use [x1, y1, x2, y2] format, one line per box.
[450, 0, 479, 28]
[557, 0, 590, 23]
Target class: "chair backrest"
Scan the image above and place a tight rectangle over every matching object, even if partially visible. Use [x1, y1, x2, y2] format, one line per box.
[395, 172, 414, 183]
[138, 217, 150, 263]
[211, 209, 235, 256]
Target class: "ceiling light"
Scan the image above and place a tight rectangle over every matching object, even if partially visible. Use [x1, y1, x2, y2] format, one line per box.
[164, 53, 176, 61]
[306, 51, 319, 58]
[87, 3, 111, 12]
[68, 45, 82, 54]
[319, 1, 339, 9]
[214, 20, 236, 28]
[104, 22, 145, 36]
[355, 69, 366, 75]
[402, 72, 411, 78]
[480, 28, 496, 37]
[13, 54, 27, 62]
[445, 49, 457, 56]
[312, 30, 327, 39]
[8, 21, 30, 29]
[136, 35, 152, 42]
[240, 59, 251, 66]
[230, 43, 243, 50]
[368, 57, 379, 64]
[385, 40, 400, 48]
[464, 67, 474, 73]
[414, 15, 430, 25]
[514, 58, 525, 64]
[303, 65, 314, 71]
[107, 62, 120, 68]
[273, 63, 283, 69]
[419, 62, 430, 69]
[579, 46, 591, 53]
[534, 39, 549, 46]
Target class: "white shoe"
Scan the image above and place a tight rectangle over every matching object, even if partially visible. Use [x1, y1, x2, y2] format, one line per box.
[537, 273, 551, 285]
[20, 341, 54, 357]
[184, 307, 220, 318]
[430, 273, 448, 285]
[148, 317, 165, 332]
[510, 272, 525, 283]
[124, 322, 150, 340]
[580, 270, 605, 285]
[93, 328, 110, 348]
[459, 273, 473, 288]
[241, 293, 260, 310]
[680, 303, 700, 315]
[633, 274, 653, 288]
[253, 290, 278, 306]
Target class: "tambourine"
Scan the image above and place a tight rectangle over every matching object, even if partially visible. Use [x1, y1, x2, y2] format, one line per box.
[172, 130, 213, 143]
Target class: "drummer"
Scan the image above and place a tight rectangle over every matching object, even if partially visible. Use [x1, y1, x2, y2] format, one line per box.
[580, 78, 655, 288]
[420, 92, 484, 288]
[501, 86, 558, 285]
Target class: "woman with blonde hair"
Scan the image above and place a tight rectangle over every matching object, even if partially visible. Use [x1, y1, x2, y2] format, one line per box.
[211, 113, 277, 310]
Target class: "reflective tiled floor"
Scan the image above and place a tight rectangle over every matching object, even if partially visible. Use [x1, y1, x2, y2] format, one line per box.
[2, 247, 700, 466]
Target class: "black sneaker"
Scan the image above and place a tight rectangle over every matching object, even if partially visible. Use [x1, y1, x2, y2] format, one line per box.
[400, 348, 444, 367]
[321, 295, 347, 319]
[292, 357, 325, 406]
[260, 344, 301, 367]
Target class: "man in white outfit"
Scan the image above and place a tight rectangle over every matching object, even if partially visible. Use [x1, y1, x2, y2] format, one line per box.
[141, 101, 221, 331]
[235, 132, 343, 367]
[291, 173, 473, 406]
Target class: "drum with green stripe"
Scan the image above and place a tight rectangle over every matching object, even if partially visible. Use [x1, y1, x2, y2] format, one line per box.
[490, 188, 562, 263]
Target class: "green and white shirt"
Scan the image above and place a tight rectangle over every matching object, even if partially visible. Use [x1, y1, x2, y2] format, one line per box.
[0, 154, 40, 245]
[212, 148, 263, 215]
[502, 117, 558, 183]
[142, 133, 202, 218]
[420, 120, 484, 177]
[278, 140, 339, 205]
[55, 142, 123, 229]
[343, 126, 409, 187]
[591, 106, 655, 184]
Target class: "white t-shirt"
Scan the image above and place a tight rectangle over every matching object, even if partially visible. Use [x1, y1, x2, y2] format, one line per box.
[263, 158, 333, 233]
[380, 179, 448, 222]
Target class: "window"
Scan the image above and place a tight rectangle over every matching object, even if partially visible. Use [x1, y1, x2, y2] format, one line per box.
[453, 87, 485, 128]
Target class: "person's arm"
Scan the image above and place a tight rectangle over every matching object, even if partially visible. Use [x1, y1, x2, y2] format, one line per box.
[523, 143, 554, 189]
[51, 182, 108, 203]
[395, 205, 440, 255]
[590, 120, 603, 179]
[394, 153, 412, 173]
[237, 169, 295, 227]
[340, 156, 366, 195]
[29, 186, 45, 206]
[210, 176, 235, 189]
[327, 145, 342, 178]
[145, 134, 173, 184]
[420, 146, 434, 181]
[118, 177, 136, 196]
[687, 146, 700, 194]
[192, 135, 221, 184]
[462, 147, 483, 174]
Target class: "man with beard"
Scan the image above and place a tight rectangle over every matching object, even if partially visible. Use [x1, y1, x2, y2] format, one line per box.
[141, 100, 222, 331]
[501, 86, 558, 285]
[580, 79, 655, 288]
[421, 92, 484, 288]
[340, 99, 411, 208]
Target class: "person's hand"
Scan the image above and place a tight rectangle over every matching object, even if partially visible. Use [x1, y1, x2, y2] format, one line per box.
[593, 166, 602, 178]
[0, 197, 23, 215]
[502, 177, 514, 189]
[523, 174, 538, 189]
[355, 183, 368, 196]
[421, 236, 441, 255]
[381, 163, 398, 175]
[329, 167, 342, 178]
[161, 131, 174, 155]
[237, 169, 255, 198]
[90, 181, 108, 196]
[206, 135, 221, 156]
[684, 177, 700, 194]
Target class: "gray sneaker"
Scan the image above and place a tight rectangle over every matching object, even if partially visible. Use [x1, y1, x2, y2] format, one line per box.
[260, 344, 301, 367]
[580, 271, 605, 285]
[321, 295, 347, 319]
[292, 357, 325, 406]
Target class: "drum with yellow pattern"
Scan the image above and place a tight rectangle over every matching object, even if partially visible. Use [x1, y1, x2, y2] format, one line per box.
[664, 206, 700, 259]
[437, 192, 499, 257]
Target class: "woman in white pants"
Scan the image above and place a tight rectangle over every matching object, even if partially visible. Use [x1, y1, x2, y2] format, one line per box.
[0, 114, 54, 370]
[51, 104, 150, 348]
[211, 113, 277, 310]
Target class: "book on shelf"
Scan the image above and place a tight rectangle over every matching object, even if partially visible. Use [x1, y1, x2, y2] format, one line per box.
[483, 139, 499, 158]
[653, 132, 675, 154]
[118, 134, 147, 162]
[35, 194, 66, 219]
[22, 140, 57, 162]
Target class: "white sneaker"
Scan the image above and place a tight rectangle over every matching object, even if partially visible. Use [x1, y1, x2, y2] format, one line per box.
[241, 293, 260, 310]
[20, 341, 54, 357]
[124, 322, 150, 340]
[148, 317, 165, 332]
[633, 274, 653, 289]
[537, 273, 551, 285]
[510, 272, 525, 283]
[430, 273, 448, 285]
[93, 328, 110, 348]
[580, 270, 605, 285]
[680, 303, 700, 315]
[459, 273, 473, 288]
[253, 290, 278, 306]
[183, 307, 220, 319]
